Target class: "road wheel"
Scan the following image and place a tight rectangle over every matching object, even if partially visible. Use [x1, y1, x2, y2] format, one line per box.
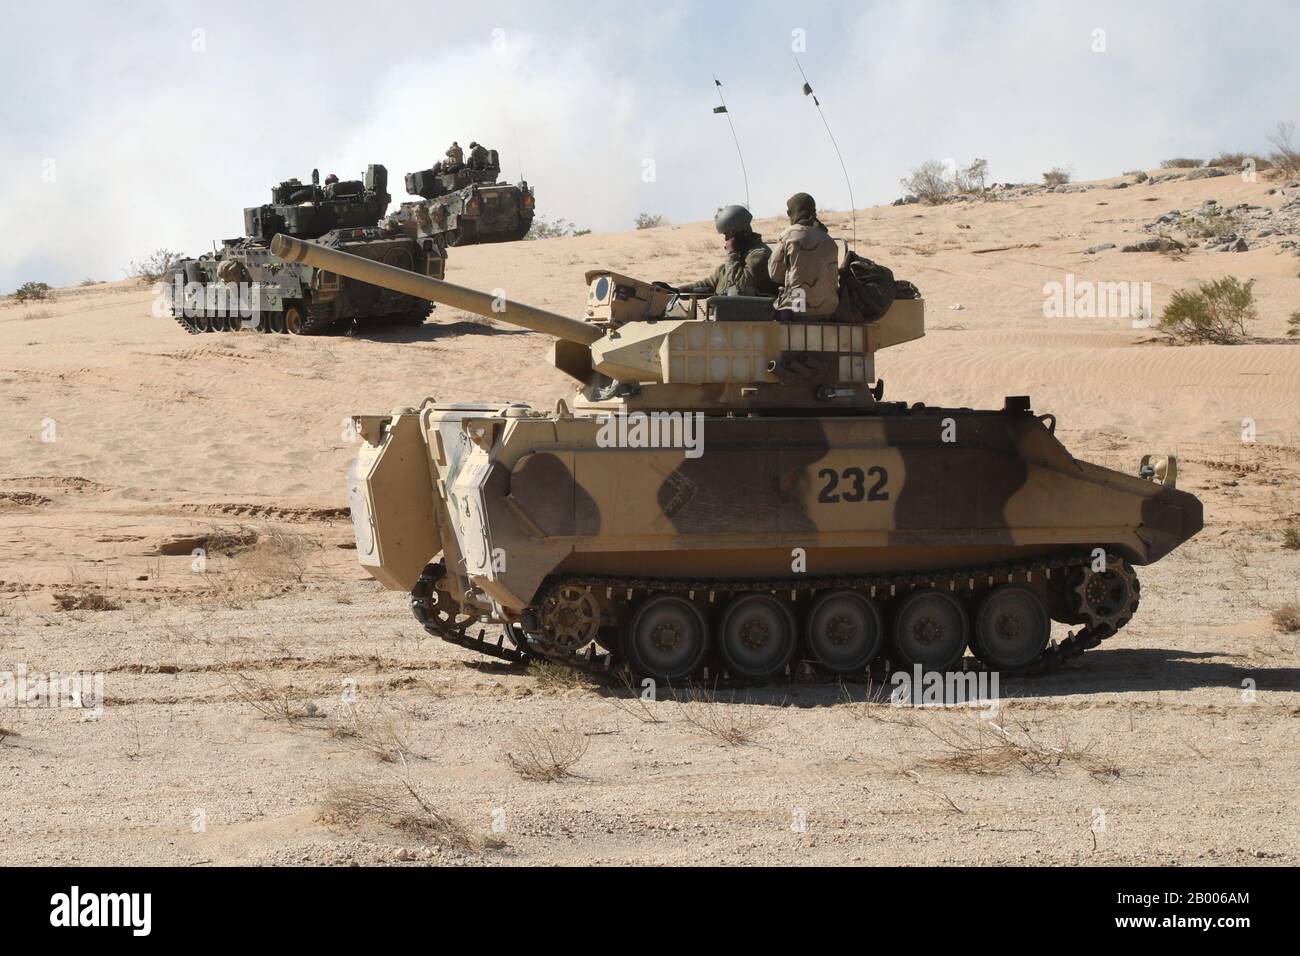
[284, 304, 306, 335]
[973, 585, 1051, 670]
[718, 594, 797, 680]
[804, 590, 884, 675]
[891, 590, 968, 672]
[623, 595, 708, 683]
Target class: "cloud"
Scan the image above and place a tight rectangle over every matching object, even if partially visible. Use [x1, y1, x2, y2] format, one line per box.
[1, 0, 1297, 291]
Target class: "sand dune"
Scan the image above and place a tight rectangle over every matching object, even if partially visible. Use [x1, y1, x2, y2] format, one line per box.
[0, 168, 1297, 866]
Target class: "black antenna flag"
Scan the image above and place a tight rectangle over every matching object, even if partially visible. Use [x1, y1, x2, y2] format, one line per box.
[712, 75, 751, 209]
[794, 57, 857, 250]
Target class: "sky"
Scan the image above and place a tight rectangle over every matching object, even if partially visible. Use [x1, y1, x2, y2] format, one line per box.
[1, 0, 1297, 291]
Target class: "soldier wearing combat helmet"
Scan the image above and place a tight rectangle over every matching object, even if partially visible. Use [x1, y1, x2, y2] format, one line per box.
[676, 204, 777, 297]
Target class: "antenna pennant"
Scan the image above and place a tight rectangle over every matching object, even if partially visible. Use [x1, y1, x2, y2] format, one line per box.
[793, 57, 856, 248]
[710, 75, 750, 209]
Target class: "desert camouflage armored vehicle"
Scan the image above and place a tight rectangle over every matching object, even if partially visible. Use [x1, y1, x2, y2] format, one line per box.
[167, 165, 445, 335]
[273, 233, 1203, 684]
[392, 150, 534, 246]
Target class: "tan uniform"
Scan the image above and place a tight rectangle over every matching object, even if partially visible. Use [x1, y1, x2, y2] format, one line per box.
[769, 221, 839, 316]
[469, 144, 489, 168]
[445, 144, 464, 167]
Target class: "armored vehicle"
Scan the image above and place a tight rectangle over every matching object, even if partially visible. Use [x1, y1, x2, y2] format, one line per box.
[167, 166, 445, 335]
[273, 233, 1203, 684]
[393, 151, 534, 246]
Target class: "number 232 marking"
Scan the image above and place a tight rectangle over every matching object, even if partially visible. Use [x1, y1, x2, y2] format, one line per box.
[817, 466, 889, 503]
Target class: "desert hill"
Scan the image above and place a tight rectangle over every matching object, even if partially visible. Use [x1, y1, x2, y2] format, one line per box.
[0, 167, 1296, 866]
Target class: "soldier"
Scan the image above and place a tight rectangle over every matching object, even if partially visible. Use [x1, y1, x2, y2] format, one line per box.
[468, 141, 490, 169]
[323, 173, 339, 185]
[413, 203, 434, 235]
[769, 192, 839, 318]
[445, 141, 464, 170]
[677, 205, 777, 297]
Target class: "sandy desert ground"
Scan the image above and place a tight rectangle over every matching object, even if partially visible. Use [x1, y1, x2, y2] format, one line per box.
[1, 169, 1297, 866]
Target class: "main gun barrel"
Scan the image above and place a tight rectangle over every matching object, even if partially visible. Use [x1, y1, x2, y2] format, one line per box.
[270, 233, 602, 345]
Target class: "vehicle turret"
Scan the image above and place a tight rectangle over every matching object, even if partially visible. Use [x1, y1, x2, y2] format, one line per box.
[269, 233, 924, 413]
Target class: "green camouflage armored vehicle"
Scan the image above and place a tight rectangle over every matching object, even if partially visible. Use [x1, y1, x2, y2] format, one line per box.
[392, 149, 534, 246]
[273, 232, 1203, 684]
[166, 165, 446, 335]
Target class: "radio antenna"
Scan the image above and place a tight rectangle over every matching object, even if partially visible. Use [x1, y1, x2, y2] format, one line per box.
[794, 57, 856, 249]
[502, 115, 526, 183]
[712, 75, 751, 209]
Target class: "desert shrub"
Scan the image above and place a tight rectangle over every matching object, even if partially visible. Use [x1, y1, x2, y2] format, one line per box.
[899, 158, 992, 203]
[328, 703, 427, 763]
[197, 527, 317, 607]
[504, 724, 589, 781]
[226, 671, 317, 723]
[1272, 603, 1300, 634]
[12, 281, 51, 302]
[1267, 121, 1300, 177]
[1282, 525, 1300, 549]
[954, 158, 989, 194]
[677, 684, 776, 746]
[922, 715, 1120, 780]
[634, 213, 667, 230]
[322, 779, 498, 851]
[1287, 310, 1300, 338]
[1160, 158, 1204, 169]
[127, 249, 181, 283]
[1181, 207, 1243, 240]
[1042, 167, 1072, 187]
[526, 217, 588, 240]
[529, 660, 596, 692]
[53, 590, 120, 612]
[900, 160, 953, 204]
[1209, 151, 1271, 171]
[1158, 277, 1257, 344]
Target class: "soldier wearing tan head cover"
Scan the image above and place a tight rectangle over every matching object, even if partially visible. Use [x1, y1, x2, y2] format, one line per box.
[770, 192, 839, 318]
